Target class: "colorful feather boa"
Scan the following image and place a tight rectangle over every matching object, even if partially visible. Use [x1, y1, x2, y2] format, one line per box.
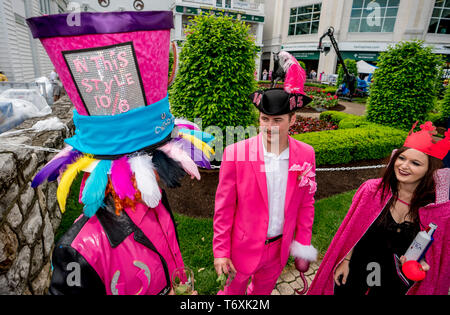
[81, 159, 111, 217]
[57, 156, 95, 213]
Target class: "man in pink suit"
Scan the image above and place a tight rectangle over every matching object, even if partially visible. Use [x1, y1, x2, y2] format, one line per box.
[213, 85, 318, 295]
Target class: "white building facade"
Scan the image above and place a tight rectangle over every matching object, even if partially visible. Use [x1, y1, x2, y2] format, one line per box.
[169, 0, 265, 78]
[0, 0, 67, 82]
[262, 0, 450, 78]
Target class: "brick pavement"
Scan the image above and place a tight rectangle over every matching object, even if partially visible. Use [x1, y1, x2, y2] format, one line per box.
[272, 260, 321, 295]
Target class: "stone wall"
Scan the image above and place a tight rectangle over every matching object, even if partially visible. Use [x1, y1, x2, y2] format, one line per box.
[0, 96, 74, 295]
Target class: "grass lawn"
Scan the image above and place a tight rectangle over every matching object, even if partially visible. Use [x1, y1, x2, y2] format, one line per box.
[55, 173, 356, 295]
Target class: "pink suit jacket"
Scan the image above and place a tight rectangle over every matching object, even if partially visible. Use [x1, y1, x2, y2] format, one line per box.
[213, 133, 317, 275]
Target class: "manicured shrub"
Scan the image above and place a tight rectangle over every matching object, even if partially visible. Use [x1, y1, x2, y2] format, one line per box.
[441, 85, 450, 123]
[366, 40, 445, 130]
[293, 124, 407, 166]
[169, 13, 259, 131]
[319, 111, 360, 124]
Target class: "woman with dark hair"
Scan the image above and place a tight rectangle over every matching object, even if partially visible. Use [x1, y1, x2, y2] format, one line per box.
[308, 122, 450, 295]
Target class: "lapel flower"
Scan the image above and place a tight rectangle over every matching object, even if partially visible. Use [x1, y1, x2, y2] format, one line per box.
[289, 162, 316, 194]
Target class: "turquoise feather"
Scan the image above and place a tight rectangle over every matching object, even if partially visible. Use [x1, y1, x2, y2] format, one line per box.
[81, 160, 111, 218]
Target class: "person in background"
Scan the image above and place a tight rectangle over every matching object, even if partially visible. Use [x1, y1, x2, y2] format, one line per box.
[262, 69, 268, 81]
[213, 53, 317, 295]
[50, 68, 61, 102]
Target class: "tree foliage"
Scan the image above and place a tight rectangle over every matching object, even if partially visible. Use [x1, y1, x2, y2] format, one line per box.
[366, 40, 445, 130]
[169, 13, 259, 131]
[441, 84, 450, 122]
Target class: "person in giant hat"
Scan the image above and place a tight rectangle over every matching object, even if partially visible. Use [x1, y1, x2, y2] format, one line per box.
[27, 11, 214, 295]
[213, 52, 317, 294]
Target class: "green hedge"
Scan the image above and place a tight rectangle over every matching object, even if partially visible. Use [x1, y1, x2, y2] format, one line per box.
[319, 111, 359, 124]
[366, 40, 445, 130]
[442, 85, 450, 123]
[294, 111, 407, 165]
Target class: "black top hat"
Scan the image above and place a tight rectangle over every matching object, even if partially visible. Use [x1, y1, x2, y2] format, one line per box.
[250, 88, 312, 116]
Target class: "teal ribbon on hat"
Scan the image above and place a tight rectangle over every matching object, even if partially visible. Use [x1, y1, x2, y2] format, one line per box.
[65, 95, 174, 156]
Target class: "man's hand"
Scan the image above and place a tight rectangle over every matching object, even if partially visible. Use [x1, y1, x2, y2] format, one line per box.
[214, 258, 237, 276]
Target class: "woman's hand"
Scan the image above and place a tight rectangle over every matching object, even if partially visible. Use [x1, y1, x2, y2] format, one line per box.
[399, 256, 430, 272]
[334, 260, 350, 286]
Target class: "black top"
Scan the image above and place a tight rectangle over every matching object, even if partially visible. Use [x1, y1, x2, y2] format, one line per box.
[335, 200, 420, 295]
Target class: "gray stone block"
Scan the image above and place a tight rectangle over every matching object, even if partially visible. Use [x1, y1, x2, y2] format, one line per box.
[6, 245, 31, 293]
[0, 224, 19, 273]
[6, 203, 22, 229]
[0, 181, 19, 220]
[30, 240, 43, 278]
[42, 212, 54, 258]
[19, 185, 35, 215]
[31, 261, 51, 295]
[21, 202, 43, 245]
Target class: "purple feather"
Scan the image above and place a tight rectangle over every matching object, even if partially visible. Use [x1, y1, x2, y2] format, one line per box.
[172, 138, 211, 169]
[31, 150, 82, 187]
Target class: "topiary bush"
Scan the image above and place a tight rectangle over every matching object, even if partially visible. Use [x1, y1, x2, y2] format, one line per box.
[366, 40, 445, 130]
[293, 124, 407, 166]
[169, 13, 259, 131]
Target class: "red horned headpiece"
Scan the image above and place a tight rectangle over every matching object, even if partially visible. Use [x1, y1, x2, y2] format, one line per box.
[403, 121, 450, 160]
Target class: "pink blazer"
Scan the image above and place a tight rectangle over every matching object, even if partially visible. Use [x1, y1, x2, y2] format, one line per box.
[213, 133, 317, 275]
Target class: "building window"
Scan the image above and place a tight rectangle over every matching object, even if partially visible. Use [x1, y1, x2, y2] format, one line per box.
[288, 3, 321, 36]
[348, 0, 399, 33]
[428, 0, 450, 34]
[216, 0, 231, 8]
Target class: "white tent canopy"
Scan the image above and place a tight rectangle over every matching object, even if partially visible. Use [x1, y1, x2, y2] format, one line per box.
[357, 60, 377, 74]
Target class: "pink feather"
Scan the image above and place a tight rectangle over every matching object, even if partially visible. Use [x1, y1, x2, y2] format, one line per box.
[48, 145, 73, 163]
[174, 118, 200, 131]
[110, 157, 136, 200]
[176, 123, 197, 131]
[284, 59, 306, 94]
[159, 142, 201, 180]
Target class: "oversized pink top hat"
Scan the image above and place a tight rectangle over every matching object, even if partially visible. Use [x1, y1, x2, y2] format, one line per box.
[27, 11, 214, 218]
[27, 11, 172, 116]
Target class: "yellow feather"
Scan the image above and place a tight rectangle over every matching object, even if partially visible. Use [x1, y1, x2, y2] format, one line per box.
[179, 133, 215, 158]
[57, 156, 95, 213]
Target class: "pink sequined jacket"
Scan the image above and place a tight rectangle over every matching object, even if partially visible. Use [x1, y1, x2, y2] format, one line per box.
[308, 168, 450, 295]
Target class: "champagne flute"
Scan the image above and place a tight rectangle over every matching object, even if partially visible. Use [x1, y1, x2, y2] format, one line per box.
[171, 266, 194, 295]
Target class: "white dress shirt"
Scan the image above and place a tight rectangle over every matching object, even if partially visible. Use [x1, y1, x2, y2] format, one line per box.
[262, 138, 289, 238]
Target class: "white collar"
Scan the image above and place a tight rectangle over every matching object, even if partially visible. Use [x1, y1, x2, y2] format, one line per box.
[262, 136, 289, 160]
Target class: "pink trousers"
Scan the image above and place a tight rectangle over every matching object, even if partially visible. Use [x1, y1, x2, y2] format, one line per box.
[219, 237, 284, 295]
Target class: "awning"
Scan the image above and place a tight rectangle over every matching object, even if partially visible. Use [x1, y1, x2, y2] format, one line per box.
[357, 60, 378, 74]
